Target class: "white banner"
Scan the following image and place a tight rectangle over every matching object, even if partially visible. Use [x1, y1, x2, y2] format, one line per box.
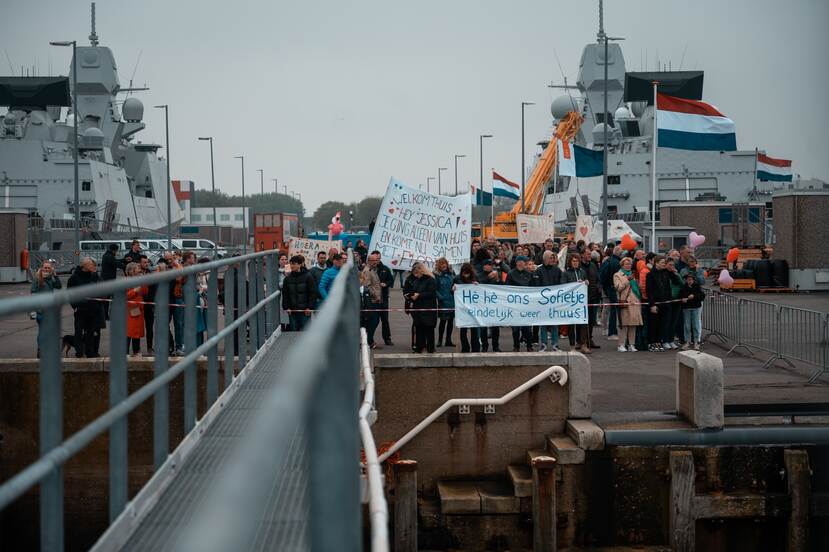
[454, 282, 588, 328]
[288, 236, 342, 268]
[369, 177, 472, 270]
[516, 213, 555, 244]
[575, 215, 593, 242]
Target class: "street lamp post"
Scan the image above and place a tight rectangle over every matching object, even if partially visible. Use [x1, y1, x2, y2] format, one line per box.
[198, 137, 217, 242]
[283, 184, 288, 197]
[521, 101, 535, 213]
[50, 39, 80, 258]
[437, 168, 447, 195]
[154, 105, 172, 250]
[599, 25, 625, 246]
[453, 155, 466, 196]
[234, 155, 246, 254]
[271, 178, 278, 194]
[480, 134, 493, 229]
[426, 177, 435, 193]
[257, 169, 264, 196]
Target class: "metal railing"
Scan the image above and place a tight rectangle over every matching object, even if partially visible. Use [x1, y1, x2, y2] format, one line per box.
[377, 365, 568, 464]
[0, 248, 282, 552]
[29, 247, 243, 274]
[176, 250, 369, 552]
[359, 328, 389, 552]
[702, 288, 829, 383]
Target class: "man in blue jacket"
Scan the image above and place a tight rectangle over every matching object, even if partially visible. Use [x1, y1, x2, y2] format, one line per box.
[318, 253, 345, 301]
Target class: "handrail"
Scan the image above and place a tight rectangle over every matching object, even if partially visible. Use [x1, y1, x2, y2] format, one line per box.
[177, 250, 361, 552]
[359, 328, 389, 552]
[377, 365, 569, 464]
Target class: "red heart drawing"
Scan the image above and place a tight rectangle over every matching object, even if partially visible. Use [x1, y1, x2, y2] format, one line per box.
[579, 227, 588, 237]
[391, 259, 398, 265]
[388, 208, 395, 214]
[461, 219, 466, 225]
[522, 229, 528, 233]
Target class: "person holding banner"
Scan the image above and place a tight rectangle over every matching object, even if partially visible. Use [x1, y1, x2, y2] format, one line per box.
[477, 258, 503, 352]
[453, 263, 481, 353]
[406, 262, 438, 353]
[562, 253, 590, 354]
[534, 250, 562, 352]
[506, 256, 534, 352]
[434, 258, 456, 349]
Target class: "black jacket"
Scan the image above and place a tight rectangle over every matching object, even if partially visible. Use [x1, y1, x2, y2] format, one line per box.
[281, 268, 318, 311]
[376, 262, 394, 301]
[600, 254, 621, 289]
[561, 265, 585, 284]
[407, 275, 437, 327]
[122, 249, 141, 273]
[101, 250, 118, 281]
[506, 268, 534, 287]
[646, 268, 672, 307]
[679, 282, 705, 309]
[67, 267, 105, 328]
[534, 264, 562, 287]
[581, 260, 601, 303]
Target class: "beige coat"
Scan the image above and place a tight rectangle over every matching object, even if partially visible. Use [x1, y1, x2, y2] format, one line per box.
[614, 270, 643, 326]
[361, 266, 382, 303]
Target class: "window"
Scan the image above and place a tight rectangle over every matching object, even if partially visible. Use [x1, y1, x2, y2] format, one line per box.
[183, 240, 198, 248]
[608, 175, 620, 185]
[145, 190, 153, 198]
[191, 214, 202, 222]
[82, 180, 92, 191]
[748, 207, 761, 223]
[220, 214, 230, 221]
[148, 241, 163, 250]
[765, 202, 773, 219]
[234, 214, 244, 221]
[199, 240, 215, 249]
[718, 208, 733, 224]
[206, 214, 214, 221]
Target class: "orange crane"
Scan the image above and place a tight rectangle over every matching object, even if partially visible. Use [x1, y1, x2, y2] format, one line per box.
[486, 110, 584, 239]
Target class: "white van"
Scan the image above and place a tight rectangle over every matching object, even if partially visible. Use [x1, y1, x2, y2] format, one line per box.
[172, 239, 227, 258]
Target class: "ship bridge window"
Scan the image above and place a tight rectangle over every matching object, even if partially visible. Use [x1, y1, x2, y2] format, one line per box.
[82, 180, 92, 191]
[145, 190, 153, 198]
[608, 175, 620, 185]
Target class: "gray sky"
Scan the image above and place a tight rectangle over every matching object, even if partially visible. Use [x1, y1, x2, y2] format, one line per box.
[6, 0, 828, 212]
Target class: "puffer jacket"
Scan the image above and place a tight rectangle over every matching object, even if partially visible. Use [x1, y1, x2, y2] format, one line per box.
[282, 268, 319, 311]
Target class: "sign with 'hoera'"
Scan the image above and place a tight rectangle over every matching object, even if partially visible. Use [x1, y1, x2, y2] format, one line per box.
[454, 282, 588, 328]
[370, 177, 472, 270]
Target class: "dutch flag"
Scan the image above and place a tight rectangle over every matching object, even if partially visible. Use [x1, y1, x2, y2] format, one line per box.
[756, 153, 792, 182]
[656, 93, 737, 151]
[492, 171, 520, 201]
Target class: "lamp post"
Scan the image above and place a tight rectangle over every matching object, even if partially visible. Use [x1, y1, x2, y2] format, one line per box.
[426, 177, 435, 193]
[153, 105, 172, 250]
[257, 169, 264, 196]
[283, 184, 288, 197]
[198, 137, 217, 242]
[453, 155, 466, 196]
[521, 101, 535, 213]
[437, 167, 447, 195]
[50, 39, 80, 258]
[598, 23, 625, 246]
[234, 155, 246, 254]
[480, 134, 493, 229]
[271, 178, 278, 194]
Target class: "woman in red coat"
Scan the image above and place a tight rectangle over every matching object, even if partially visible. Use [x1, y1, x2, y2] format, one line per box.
[125, 262, 149, 357]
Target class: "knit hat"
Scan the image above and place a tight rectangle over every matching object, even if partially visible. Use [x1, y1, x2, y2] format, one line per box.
[515, 255, 529, 262]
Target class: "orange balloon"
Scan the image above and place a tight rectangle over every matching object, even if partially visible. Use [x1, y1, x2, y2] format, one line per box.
[726, 247, 740, 263]
[620, 233, 637, 251]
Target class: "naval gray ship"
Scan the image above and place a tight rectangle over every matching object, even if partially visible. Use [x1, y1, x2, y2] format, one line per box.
[0, 4, 182, 249]
[539, 17, 778, 227]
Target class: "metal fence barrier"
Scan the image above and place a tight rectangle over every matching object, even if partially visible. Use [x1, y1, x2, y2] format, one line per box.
[702, 288, 829, 383]
[29, 247, 245, 274]
[0, 248, 282, 552]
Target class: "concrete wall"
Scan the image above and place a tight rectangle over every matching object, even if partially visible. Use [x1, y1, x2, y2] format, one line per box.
[773, 192, 829, 269]
[372, 351, 589, 491]
[0, 357, 233, 551]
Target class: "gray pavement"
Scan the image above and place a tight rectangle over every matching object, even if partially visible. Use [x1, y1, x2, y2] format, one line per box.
[2, 281, 827, 412]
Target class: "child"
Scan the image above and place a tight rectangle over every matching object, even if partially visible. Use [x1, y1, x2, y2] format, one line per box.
[125, 262, 149, 357]
[679, 272, 705, 350]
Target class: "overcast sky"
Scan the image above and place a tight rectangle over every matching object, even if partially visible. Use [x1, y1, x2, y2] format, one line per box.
[6, 0, 828, 212]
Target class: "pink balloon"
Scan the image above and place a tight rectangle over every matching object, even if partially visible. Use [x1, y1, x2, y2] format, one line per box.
[688, 231, 706, 249]
[718, 269, 734, 287]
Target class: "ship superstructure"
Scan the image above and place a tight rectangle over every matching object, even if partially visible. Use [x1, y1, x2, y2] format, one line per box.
[0, 5, 182, 246]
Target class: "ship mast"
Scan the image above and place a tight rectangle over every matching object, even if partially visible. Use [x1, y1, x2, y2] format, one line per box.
[89, 2, 99, 46]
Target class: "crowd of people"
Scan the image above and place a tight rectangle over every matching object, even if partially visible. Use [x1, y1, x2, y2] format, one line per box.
[30, 235, 707, 359]
[384, 237, 706, 354]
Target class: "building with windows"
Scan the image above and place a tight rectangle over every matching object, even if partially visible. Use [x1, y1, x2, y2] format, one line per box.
[659, 201, 768, 247]
[186, 207, 250, 229]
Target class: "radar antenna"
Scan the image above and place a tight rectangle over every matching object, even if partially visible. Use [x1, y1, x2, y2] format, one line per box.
[597, 0, 604, 42]
[89, 2, 99, 46]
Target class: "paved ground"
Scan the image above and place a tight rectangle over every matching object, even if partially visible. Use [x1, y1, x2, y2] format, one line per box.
[2, 282, 827, 412]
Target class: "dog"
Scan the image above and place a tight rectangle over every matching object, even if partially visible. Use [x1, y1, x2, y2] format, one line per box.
[62, 335, 77, 357]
